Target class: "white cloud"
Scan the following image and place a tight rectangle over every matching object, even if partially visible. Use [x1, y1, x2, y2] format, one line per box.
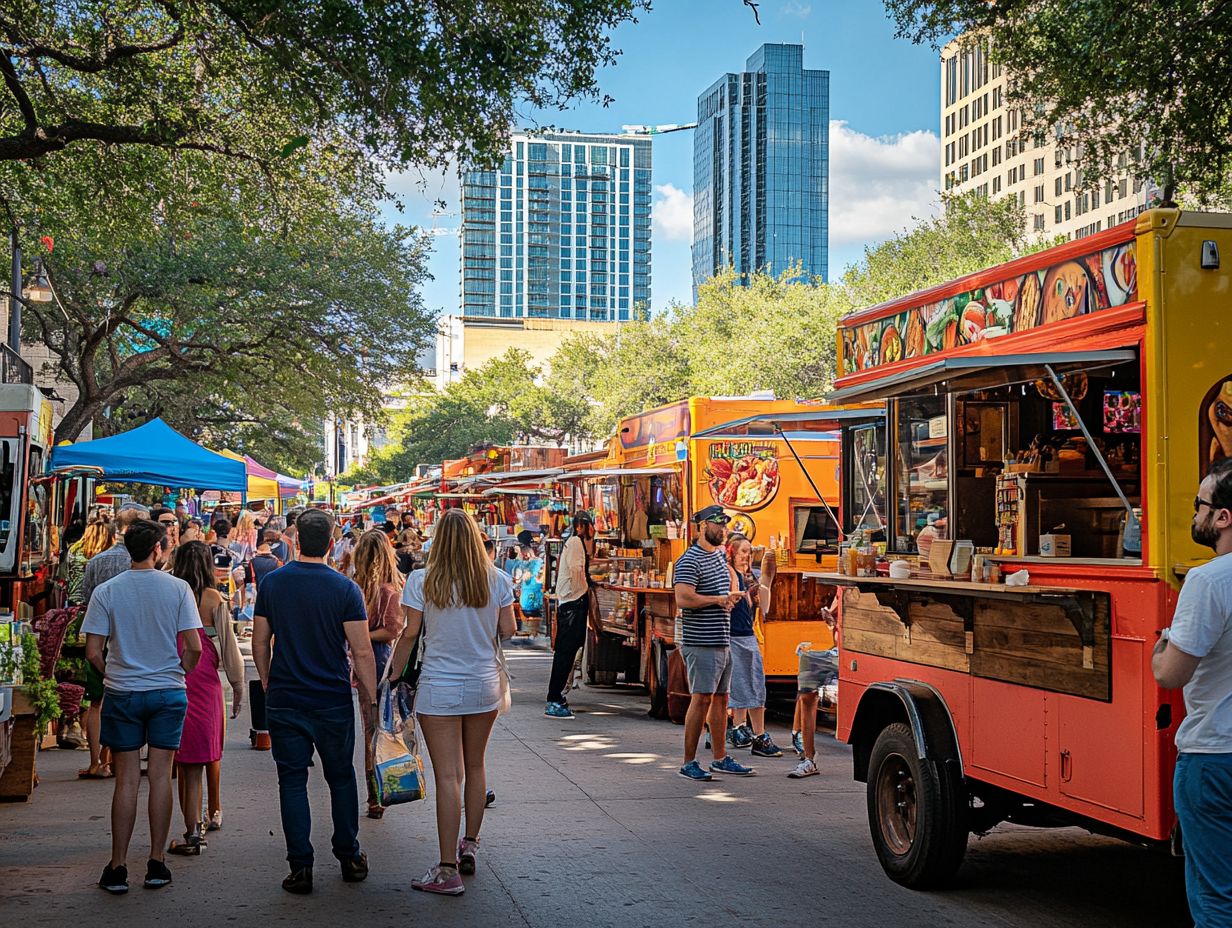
[828, 119, 941, 247]
[652, 183, 694, 243]
[781, 1, 812, 18]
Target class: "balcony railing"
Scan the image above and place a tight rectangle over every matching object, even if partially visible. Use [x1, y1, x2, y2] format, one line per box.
[0, 344, 33, 385]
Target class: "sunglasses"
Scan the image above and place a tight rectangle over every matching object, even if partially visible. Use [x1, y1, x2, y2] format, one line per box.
[1195, 497, 1221, 514]
[701, 516, 731, 526]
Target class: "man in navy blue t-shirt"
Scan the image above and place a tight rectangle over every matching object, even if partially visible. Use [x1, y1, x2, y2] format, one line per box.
[252, 509, 378, 895]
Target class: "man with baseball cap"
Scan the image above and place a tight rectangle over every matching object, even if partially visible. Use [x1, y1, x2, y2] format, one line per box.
[545, 511, 595, 719]
[675, 504, 753, 780]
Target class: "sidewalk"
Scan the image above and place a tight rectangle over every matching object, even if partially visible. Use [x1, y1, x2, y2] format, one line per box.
[0, 648, 1188, 928]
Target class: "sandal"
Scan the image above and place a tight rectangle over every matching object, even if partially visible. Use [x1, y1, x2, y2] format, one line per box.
[168, 830, 207, 856]
[366, 801, 385, 820]
[78, 764, 112, 779]
[206, 812, 222, 832]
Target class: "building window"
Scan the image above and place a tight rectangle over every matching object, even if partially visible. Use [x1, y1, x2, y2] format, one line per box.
[992, 176, 1001, 195]
[1034, 184, 1044, 203]
[1034, 214, 1046, 232]
[1033, 157, 1044, 176]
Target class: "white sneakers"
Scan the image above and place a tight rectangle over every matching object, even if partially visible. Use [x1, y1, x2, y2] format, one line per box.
[787, 757, 819, 778]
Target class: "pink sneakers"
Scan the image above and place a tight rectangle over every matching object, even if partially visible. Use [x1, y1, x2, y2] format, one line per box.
[411, 865, 464, 896]
[457, 837, 480, 875]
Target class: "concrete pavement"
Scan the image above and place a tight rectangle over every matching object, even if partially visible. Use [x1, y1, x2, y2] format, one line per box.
[0, 647, 1191, 927]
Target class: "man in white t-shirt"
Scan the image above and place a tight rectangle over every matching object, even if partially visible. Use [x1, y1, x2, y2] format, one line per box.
[1154, 458, 1232, 926]
[84, 519, 203, 896]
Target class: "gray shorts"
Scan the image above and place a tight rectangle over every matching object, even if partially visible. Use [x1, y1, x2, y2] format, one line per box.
[680, 644, 732, 695]
[798, 648, 839, 694]
[728, 636, 766, 709]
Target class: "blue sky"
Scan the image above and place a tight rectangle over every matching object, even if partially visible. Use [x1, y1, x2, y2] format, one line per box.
[383, 0, 944, 320]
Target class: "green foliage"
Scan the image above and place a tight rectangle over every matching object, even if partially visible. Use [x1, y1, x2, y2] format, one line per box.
[2, 133, 435, 472]
[883, 0, 1232, 201]
[360, 194, 1041, 476]
[843, 193, 1055, 307]
[20, 632, 60, 735]
[0, 0, 648, 172]
[357, 350, 590, 484]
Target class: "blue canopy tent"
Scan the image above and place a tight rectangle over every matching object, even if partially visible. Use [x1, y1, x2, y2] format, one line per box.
[49, 418, 248, 491]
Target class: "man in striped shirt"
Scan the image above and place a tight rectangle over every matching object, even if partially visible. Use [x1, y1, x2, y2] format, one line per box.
[674, 505, 754, 780]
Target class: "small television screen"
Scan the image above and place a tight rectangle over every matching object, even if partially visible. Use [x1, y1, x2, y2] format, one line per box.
[1103, 390, 1142, 434]
[1052, 402, 1079, 430]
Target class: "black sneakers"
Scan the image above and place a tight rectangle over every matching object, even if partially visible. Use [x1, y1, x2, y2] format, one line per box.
[282, 867, 313, 894]
[340, 852, 369, 883]
[143, 858, 172, 889]
[98, 863, 128, 895]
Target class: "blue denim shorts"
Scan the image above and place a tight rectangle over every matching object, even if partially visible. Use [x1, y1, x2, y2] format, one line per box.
[100, 687, 188, 753]
[798, 648, 839, 694]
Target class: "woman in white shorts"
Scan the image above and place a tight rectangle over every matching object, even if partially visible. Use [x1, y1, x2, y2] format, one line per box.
[390, 509, 516, 896]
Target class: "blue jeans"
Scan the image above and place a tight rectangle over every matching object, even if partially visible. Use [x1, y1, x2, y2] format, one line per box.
[1175, 752, 1232, 927]
[267, 703, 361, 871]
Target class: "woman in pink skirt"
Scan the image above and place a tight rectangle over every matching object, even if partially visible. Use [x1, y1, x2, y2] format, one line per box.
[168, 541, 244, 854]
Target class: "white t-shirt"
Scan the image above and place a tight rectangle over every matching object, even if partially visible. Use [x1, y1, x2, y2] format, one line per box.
[401, 567, 513, 683]
[555, 534, 588, 604]
[81, 569, 203, 692]
[1169, 552, 1232, 753]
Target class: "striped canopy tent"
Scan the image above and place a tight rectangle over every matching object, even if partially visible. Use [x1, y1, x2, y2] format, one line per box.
[219, 450, 281, 500]
[244, 456, 302, 499]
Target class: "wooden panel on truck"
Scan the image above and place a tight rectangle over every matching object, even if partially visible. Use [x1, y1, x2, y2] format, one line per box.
[840, 588, 970, 673]
[970, 597, 1110, 701]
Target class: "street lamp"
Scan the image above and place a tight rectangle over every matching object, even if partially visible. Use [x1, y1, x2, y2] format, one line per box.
[22, 259, 52, 304]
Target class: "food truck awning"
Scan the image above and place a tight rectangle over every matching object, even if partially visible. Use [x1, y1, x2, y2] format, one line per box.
[555, 467, 678, 481]
[462, 468, 563, 486]
[690, 407, 884, 441]
[826, 346, 1139, 406]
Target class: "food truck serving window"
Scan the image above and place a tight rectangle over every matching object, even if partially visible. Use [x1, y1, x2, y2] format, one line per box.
[893, 396, 948, 553]
[867, 353, 1144, 559]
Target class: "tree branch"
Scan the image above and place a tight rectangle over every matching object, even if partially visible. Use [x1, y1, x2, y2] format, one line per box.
[14, 18, 184, 75]
[0, 54, 37, 131]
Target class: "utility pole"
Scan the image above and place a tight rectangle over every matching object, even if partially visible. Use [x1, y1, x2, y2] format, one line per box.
[8, 229, 20, 353]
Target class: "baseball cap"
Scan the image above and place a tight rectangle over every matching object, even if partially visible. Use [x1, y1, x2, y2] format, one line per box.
[572, 510, 594, 525]
[119, 502, 150, 515]
[691, 504, 731, 525]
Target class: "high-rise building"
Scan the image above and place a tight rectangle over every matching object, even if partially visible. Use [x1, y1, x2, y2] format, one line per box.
[692, 44, 829, 294]
[939, 37, 1145, 242]
[460, 130, 652, 321]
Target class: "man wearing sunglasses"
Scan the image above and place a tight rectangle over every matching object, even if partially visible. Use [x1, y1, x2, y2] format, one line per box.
[1154, 458, 1232, 926]
[674, 505, 753, 781]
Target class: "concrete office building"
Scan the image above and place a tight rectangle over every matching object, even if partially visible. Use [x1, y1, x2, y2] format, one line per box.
[460, 130, 652, 321]
[940, 38, 1146, 242]
[692, 43, 829, 294]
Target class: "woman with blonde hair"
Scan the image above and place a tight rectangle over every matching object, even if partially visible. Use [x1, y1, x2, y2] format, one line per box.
[352, 529, 407, 818]
[70, 518, 117, 778]
[389, 509, 515, 896]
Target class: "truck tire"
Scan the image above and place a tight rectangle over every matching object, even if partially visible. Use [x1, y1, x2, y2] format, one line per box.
[646, 638, 669, 719]
[866, 722, 968, 889]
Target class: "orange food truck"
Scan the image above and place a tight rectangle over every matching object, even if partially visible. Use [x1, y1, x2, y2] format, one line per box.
[557, 395, 882, 715]
[819, 208, 1229, 888]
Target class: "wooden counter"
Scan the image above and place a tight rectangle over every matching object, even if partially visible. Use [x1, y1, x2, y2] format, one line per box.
[808, 571, 1111, 701]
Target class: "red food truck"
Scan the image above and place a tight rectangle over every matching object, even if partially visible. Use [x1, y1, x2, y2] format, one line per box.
[819, 209, 1230, 888]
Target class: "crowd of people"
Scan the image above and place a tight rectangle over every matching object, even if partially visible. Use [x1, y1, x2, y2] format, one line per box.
[72, 494, 833, 899]
[75, 499, 535, 897]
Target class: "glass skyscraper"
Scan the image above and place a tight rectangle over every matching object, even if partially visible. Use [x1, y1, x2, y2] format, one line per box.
[460, 131, 652, 320]
[693, 44, 829, 294]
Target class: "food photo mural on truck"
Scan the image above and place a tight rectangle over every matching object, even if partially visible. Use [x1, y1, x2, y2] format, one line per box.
[705, 442, 780, 511]
[1199, 377, 1232, 471]
[841, 241, 1138, 371]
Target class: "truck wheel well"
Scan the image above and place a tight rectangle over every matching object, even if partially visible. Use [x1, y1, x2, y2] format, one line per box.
[848, 682, 962, 784]
[849, 690, 910, 782]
